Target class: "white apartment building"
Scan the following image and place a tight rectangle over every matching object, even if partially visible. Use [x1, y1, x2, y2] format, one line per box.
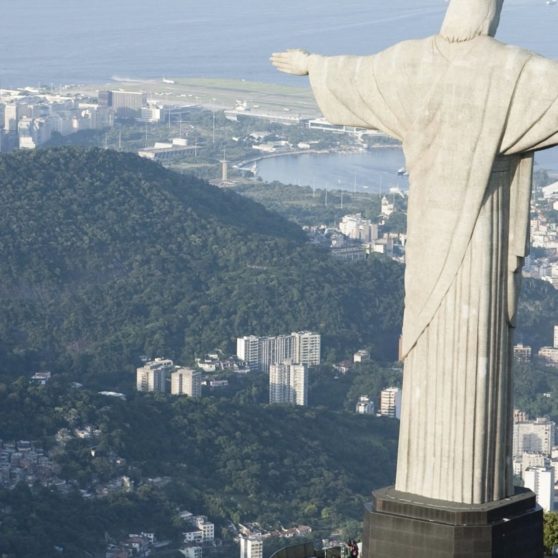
[236, 332, 320, 372]
[269, 362, 290, 404]
[539, 346, 558, 365]
[381, 196, 395, 217]
[290, 363, 308, 406]
[194, 516, 215, 542]
[171, 367, 202, 398]
[275, 334, 294, 364]
[513, 417, 556, 457]
[181, 546, 202, 558]
[237, 336, 260, 371]
[356, 396, 375, 415]
[514, 409, 529, 423]
[513, 452, 548, 476]
[258, 336, 276, 373]
[380, 387, 402, 419]
[292, 331, 321, 366]
[136, 358, 174, 393]
[554, 325, 558, 348]
[184, 531, 204, 544]
[240, 536, 263, 558]
[269, 362, 308, 406]
[140, 105, 163, 123]
[4, 104, 19, 131]
[109, 90, 147, 117]
[354, 350, 370, 363]
[513, 343, 532, 362]
[339, 213, 378, 243]
[523, 466, 555, 512]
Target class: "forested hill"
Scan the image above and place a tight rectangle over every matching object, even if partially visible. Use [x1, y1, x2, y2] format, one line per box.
[0, 148, 404, 380]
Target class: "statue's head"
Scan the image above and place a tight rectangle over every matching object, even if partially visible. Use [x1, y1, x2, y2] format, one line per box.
[441, 0, 504, 42]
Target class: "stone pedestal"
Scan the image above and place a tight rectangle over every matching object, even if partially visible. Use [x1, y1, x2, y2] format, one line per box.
[362, 487, 543, 558]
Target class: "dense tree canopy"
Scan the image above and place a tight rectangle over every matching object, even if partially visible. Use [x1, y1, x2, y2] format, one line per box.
[0, 146, 556, 558]
[0, 377, 398, 557]
[0, 148, 404, 382]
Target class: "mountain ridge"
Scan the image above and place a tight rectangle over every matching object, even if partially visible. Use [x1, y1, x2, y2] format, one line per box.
[0, 147, 404, 381]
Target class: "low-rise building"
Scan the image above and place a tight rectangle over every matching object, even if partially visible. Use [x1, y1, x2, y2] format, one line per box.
[381, 196, 395, 217]
[194, 516, 215, 542]
[184, 530, 204, 544]
[31, 371, 51, 385]
[539, 346, 558, 365]
[181, 546, 203, 558]
[356, 396, 375, 415]
[513, 343, 532, 362]
[138, 138, 197, 161]
[353, 350, 370, 363]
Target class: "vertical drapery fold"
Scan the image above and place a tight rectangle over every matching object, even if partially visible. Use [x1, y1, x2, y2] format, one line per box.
[395, 157, 515, 504]
[306, 33, 558, 505]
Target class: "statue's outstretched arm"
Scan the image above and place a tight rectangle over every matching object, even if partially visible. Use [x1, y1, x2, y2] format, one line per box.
[271, 47, 402, 138]
[271, 49, 311, 76]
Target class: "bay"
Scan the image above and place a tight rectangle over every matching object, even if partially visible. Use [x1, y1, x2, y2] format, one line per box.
[255, 150, 409, 193]
[255, 147, 558, 191]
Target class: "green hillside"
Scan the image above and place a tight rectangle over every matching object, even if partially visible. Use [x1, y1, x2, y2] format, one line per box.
[0, 377, 398, 557]
[0, 148, 404, 382]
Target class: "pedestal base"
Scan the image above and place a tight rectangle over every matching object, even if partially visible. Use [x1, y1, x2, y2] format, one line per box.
[362, 487, 543, 558]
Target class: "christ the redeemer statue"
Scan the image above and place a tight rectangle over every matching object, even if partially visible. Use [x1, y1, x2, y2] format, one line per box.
[273, 0, 558, 505]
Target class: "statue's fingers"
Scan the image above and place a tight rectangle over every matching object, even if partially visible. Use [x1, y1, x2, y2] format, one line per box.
[270, 58, 290, 68]
[271, 55, 291, 64]
[272, 59, 294, 68]
[271, 59, 293, 69]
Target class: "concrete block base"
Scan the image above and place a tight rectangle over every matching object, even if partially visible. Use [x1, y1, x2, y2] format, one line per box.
[362, 486, 543, 558]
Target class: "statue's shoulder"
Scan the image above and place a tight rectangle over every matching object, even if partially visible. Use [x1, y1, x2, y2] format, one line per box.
[385, 36, 436, 54]
[376, 36, 437, 64]
[466, 36, 532, 58]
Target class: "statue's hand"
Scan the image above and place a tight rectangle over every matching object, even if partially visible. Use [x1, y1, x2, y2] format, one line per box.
[270, 49, 310, 76]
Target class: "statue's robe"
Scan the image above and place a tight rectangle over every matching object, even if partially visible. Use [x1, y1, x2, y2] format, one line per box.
[308, 35, 558, 503]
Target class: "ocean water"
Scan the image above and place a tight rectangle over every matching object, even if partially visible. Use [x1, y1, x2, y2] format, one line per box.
[1, 0, 557, 88]
[2, 0, 558, 177]
[256, 150, 409, 193]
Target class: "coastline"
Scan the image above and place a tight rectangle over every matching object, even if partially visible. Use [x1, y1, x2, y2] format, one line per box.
[236, 145, 403, 170]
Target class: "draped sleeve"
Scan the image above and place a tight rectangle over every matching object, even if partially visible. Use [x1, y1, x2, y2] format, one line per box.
[307, 53, 405, 140]
[500, 54, 558, 155]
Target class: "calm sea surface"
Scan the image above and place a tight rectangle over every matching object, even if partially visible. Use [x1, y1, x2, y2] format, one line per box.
[2, 0, 558, 177]
[256, 151, 409, 193]
[2, 0, 557, 87]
